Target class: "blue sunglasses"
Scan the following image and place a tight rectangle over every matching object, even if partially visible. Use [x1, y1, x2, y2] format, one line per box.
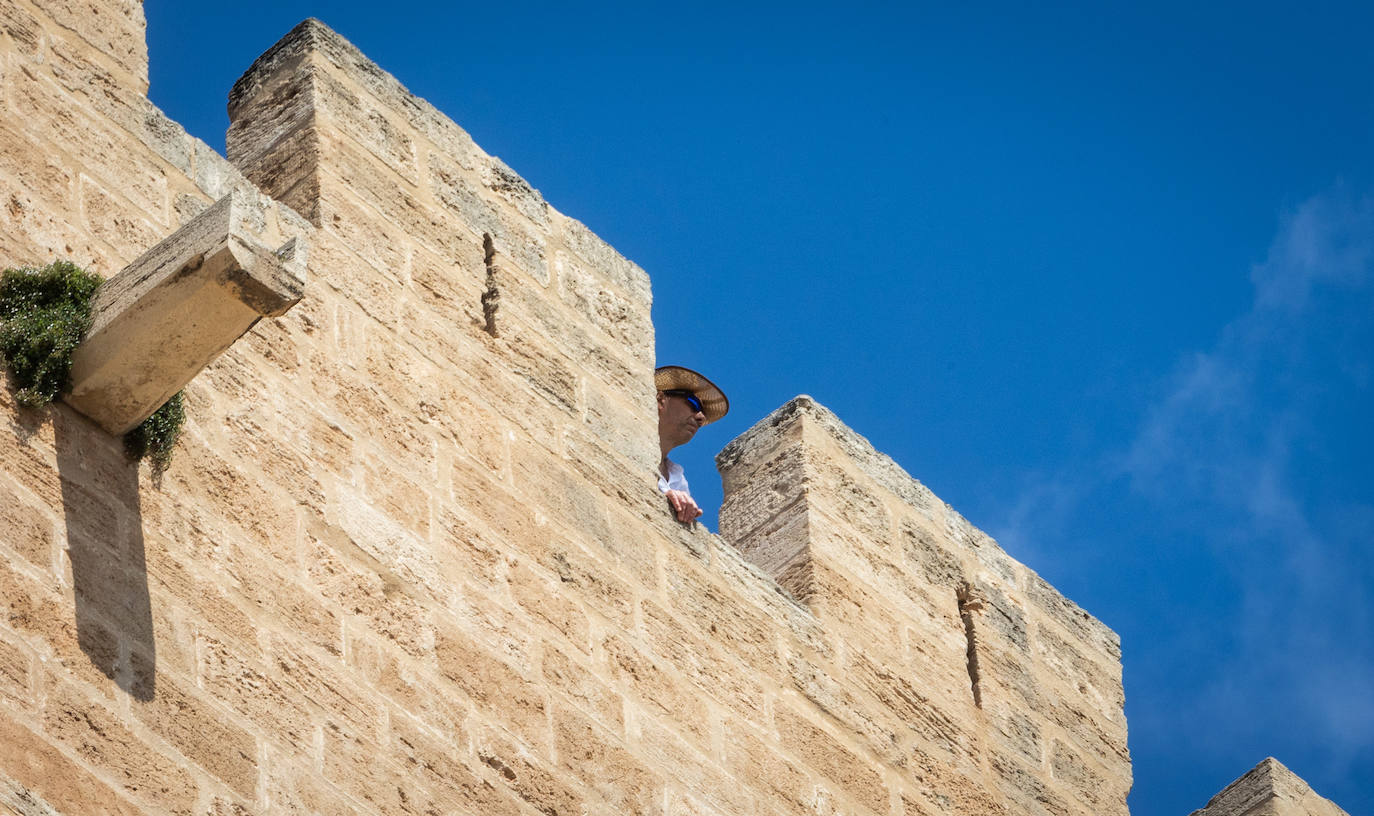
[664, 390, 704, 414]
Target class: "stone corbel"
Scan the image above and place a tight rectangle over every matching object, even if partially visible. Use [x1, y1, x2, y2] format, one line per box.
[63, 188, 308, 434]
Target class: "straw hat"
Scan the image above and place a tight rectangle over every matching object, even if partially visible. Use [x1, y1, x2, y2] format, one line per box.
[655, 365, 729, 424]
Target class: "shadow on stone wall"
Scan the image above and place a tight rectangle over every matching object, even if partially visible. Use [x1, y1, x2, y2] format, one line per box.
[55, 408, 155, 701]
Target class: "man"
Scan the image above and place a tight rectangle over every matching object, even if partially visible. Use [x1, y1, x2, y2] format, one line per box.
[655, 365, 729, 523]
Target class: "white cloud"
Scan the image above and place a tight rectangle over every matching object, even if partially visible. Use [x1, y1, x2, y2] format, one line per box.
[1124, 191, 1372, 531]
[995, 189, 1374, 776]
[1127, 189, 1374, 760]
[988, 474, 1084, 565]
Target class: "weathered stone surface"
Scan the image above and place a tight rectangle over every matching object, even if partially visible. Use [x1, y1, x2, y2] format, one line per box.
[41, 676, 199, 810]
[718, 395, 1132, 815]
[1190, 757, 1351, 816]
[1, 3, 44, 56]
[0, 633, 32, 710]
[474, 722, 586, 816]
[775, 705, 890, 813]
[2, 7, 1348, 816]
[65, 187, 309, 433]
[32, 0, 148, 87]
[0, 716, 145, 816]
[130, 673, 259, 798]
[436, 622, 548, 750]
[555, 704, 664, 815]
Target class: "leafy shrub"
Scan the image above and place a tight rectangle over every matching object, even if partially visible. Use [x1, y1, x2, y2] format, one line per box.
[0, 261, 101, 407]
[1, 260, 185, 469]
[123, 391, 185, 473]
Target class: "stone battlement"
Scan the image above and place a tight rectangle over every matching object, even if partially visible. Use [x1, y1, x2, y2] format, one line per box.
[0, 3, 1350, 815]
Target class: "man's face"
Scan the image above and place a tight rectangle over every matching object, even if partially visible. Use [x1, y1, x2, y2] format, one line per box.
[658, 390, 705, 450]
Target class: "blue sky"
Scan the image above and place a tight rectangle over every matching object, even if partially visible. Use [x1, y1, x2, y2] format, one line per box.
[146, 2, 1373, 813]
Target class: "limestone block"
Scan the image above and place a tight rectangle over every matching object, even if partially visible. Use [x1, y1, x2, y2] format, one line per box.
[311, 66, 420, 187]
[11, 69, 169, 227]
[775, 705, 890, 813]
[0, 476, 56, 571]
[429, 149, 549, 283]
[562, 423, 663, 521]
[0, 628, 30, 701]
[268, 633, 383, 742]
[500, 262, 650, 409]
[1025, 568, 1121, 662]
[663, 556, 782, 673]
[785, 649, 907, 765]
[603, 633, 711, 744]
[507, 558, 590, 649]
[0, 118, 77, 213]
[435, 623, 548, 750]
[1049, 738, 1113, 812]
[138, 107, 194, 179]
[541, 643, 625, 732]
[0, 717, 144, 816]
[192, 139, 252, 204]
[900, 516, 965, 587]
[197, 633, 316, 753]
[230, 124, 322, 224]
[46, 38, 154, 155]
[78, 173, 162, 253]
[1190, 758, 1350, 816]
[261, 746, 366, 816]
[634, 715, 756, 814]
[722, 717, 820, 815]
[1, 3, 43, 56]
[989, 748, 1075, 816]
[719, 397, 943, 633]
[40, 678, 199, 811]
[129, 675, 258, 799]
[30, 0, 148, 89]
[0, 556, 131, 700]
[558, 213, 652, 306]
[719, 395, 1132, 815]
[64, 187, 308, 434]
[855, 651, 973, 759]
[226, 22, 320, 169]
[554, 705, 664, 815]
[639, 598, 770, 723]
[232, 19, 483, 180]
[514, 535, 636, 630]
[717, 401, 813, 599]
[474, 723, 586, 816]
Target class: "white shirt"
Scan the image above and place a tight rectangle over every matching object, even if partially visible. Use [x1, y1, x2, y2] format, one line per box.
[657, 458, 690, 495]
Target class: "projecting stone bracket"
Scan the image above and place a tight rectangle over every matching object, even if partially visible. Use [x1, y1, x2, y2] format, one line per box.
[63, 188, 309, 435]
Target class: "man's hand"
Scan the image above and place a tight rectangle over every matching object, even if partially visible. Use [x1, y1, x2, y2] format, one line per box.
[665, 489, 703, 523]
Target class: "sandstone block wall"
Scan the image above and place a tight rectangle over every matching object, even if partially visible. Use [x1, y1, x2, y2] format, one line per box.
[1189, 758, 1350, 816]
[717, 397, 1131, 816]
[2, 5, 1136, 815]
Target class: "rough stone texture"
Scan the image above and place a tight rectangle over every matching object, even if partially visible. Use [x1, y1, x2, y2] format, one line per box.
[1189, 758, 1351, 816]
[65, 187, 309, 433]
[0, 6, 1354, 816]
[718, 396, 1130, 815]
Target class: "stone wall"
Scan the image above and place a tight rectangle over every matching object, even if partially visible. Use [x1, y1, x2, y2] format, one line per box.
[0, 3, 1140, 814]
[717, 397, 1131, 815]
[1189, 759, 1350, 816]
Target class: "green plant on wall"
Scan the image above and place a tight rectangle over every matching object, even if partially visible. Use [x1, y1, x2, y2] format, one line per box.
[0, 261, 185, 471]
[122, 392, 184, 472]
[0, 260, 100, 407]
